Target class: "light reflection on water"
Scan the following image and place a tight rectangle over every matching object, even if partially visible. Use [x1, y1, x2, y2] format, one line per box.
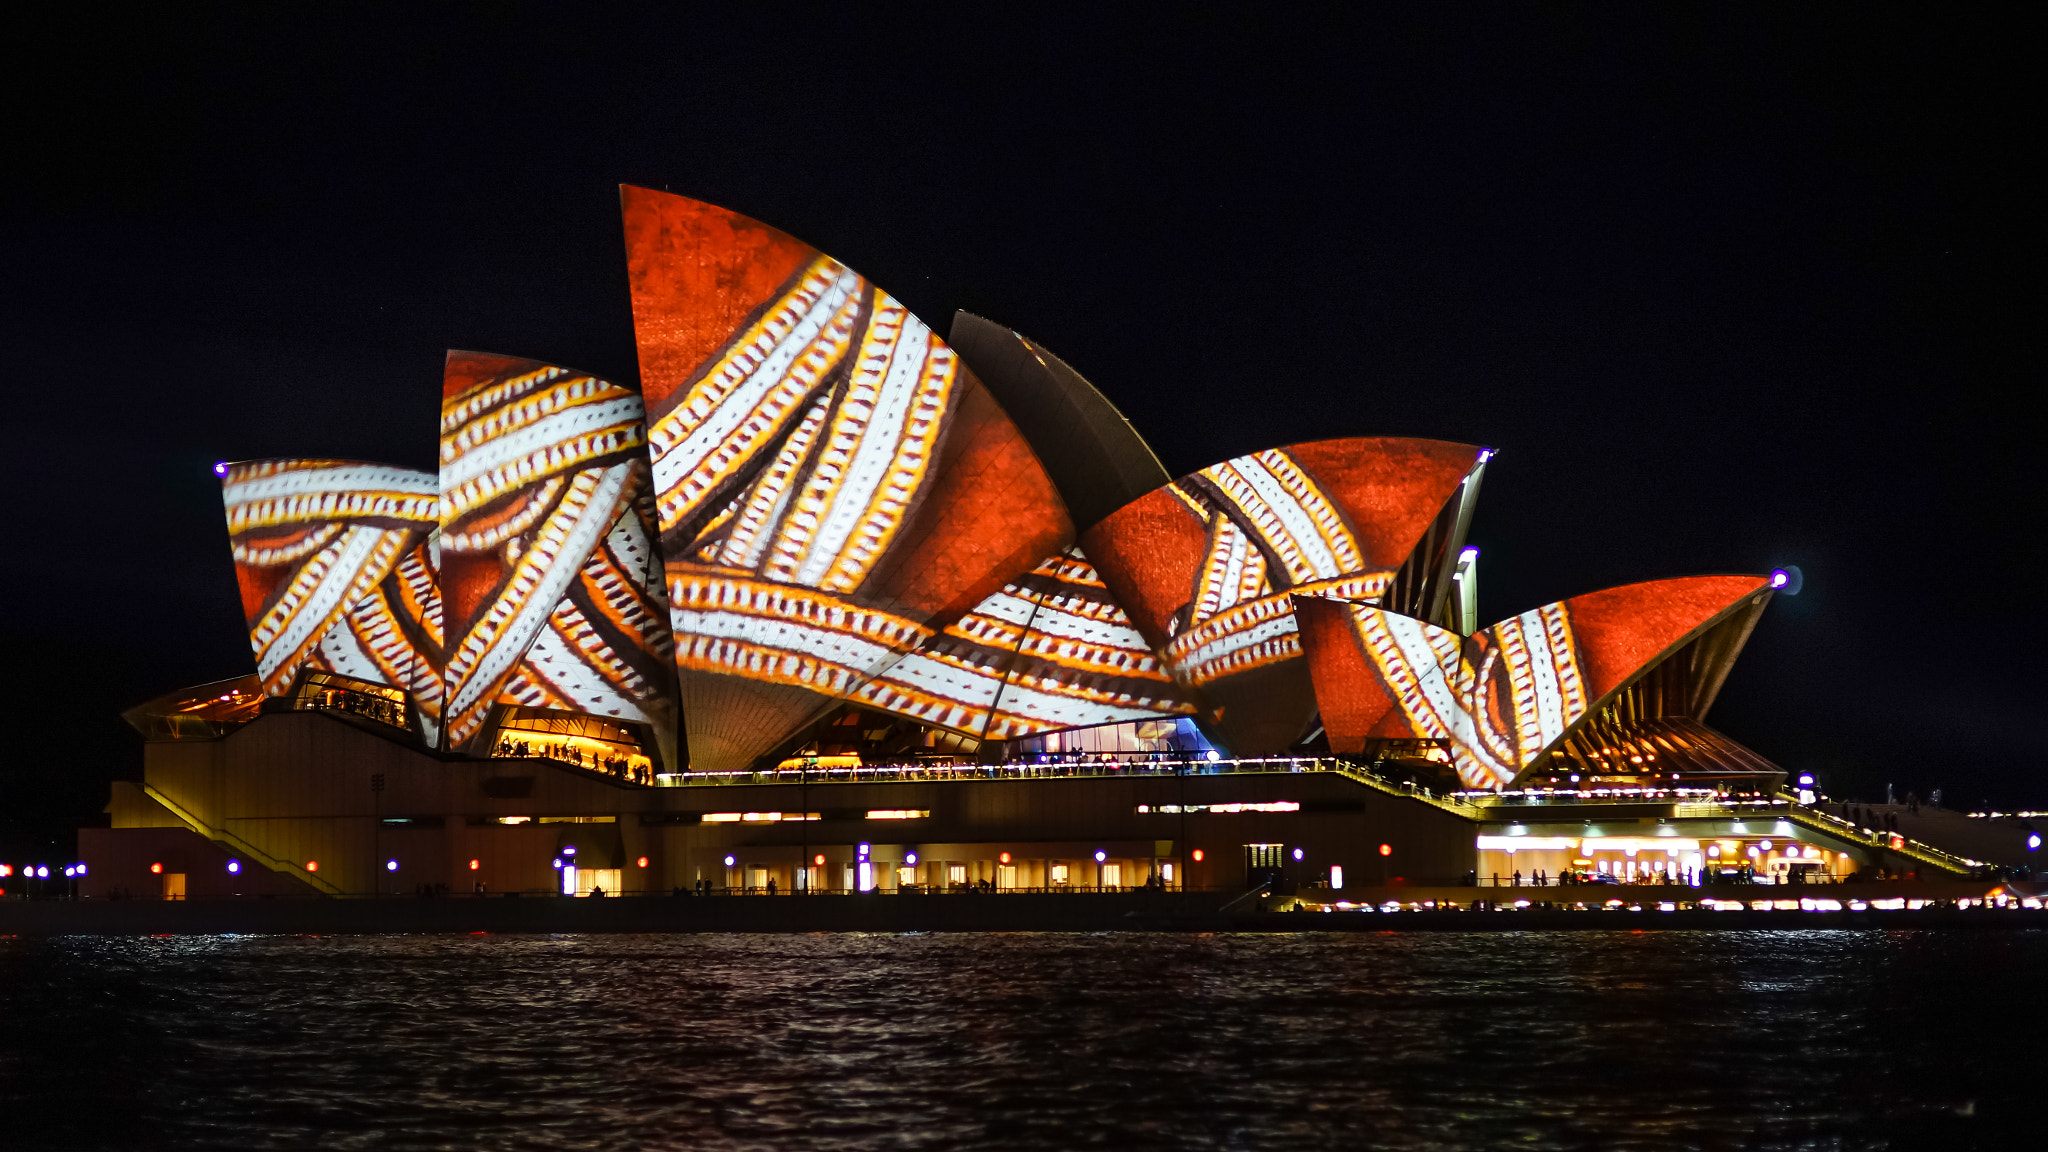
[1, 930, 2039, 1150]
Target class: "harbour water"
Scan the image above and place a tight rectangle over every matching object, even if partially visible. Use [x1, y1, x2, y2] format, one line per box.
[2, 930, 2040, 1150]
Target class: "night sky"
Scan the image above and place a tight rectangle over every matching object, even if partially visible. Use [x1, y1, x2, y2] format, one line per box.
[4, 6, 2037, 856]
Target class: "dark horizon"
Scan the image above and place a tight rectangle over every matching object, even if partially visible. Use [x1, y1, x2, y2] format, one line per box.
[3, 6, 2037, 858]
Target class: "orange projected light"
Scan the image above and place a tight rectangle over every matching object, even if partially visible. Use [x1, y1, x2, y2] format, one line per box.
[1295, 575, 1774, 789]
[622, 187, 1072, 772]
[468, 859, 480, 871]
[219, 459, 444, 741]
[1379, 844, 1393, 857]
[1191, 849, 1205, 862]
[437, 352, 677, 756]
[305, 860, 319, 872]
[636, 856, 649, 868]
[855, 546, 1195, 741]
[1082, 438, 1486, 755]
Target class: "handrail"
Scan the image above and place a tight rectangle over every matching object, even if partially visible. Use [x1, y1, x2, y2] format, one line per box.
[662, 756, 1486, 818]
[140, 782, 345, 896]
[1772, 796, 1983, 874]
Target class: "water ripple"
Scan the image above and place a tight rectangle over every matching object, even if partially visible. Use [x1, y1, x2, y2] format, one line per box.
[2, 930, 2039, 1150]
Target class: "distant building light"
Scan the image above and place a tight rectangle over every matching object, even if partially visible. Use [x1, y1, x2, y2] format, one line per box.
[1458, 546, 1481, 564]
[305, 860, 319, 872]
[36, 865, 48, 878]
[865, 809, 930, 820]
[1094, 850, 1107, 862]
[226, 860, 241, 875]
[2030, 834, 2042, 851]
[722, 855, 736, 867]
[814, 854, 827, 866]
[1205, 750, 1221, 762]
[150, 862, 162, 874]
[213, 461, 230, 476]
[0, 865, 10, 877]
[553, 858, 566, 869]
[904, 852, 918, 865]
[999, 852, 1012, 864]
[1191, 849, 1204, 862]
[636, 856, 649, 868]
[858, 843, 870, 858]
[1379, 844, 1393, 857]
[562, 846, 576, 857]
[1291, 848, 1304, 861]
[385, 859, 399, 871]
[468, 859, 480, 871]
[1329, 865, 1344, 889]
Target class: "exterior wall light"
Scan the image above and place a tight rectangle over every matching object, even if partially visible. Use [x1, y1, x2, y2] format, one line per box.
[1094, 850, 1107, 862]
[1191, 849, 1204, 862]
[1379, 844, 1393, 857]
[305, 860, 319, 872]
[813, 853, 826, 866]
[1205, 750, 1221, 762]
[636, 856, 649, 868]
[1291, 848, 1304, 861]
[552, 858, 565, 869]
[904, 852, 918, 865]
[723, 855, 736, 867]
[226, 860, 241, 874]
[385, 859, 399, 872]
[150, 863, 163, 874]
[468, 859, 480, 871]
[999, 852, 1011, 864]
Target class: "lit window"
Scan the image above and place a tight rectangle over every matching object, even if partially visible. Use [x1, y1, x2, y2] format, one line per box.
[865, 809, 931, 820]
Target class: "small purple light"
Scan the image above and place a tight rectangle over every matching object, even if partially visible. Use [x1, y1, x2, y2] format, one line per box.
[213, 461, 230, 477]
[385, 859, 399, 872]
[1770, 570, 1789, 588]
[552, 858, 564, 869]
[227, 859, 241, 874]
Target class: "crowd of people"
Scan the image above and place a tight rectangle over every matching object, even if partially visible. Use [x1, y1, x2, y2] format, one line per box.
[494, 737, 654, 784]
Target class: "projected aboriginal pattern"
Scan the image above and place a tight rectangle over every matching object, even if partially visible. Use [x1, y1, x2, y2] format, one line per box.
[437, 352, 676, 753]
[219, 459, 444, 738]
[1081, 437, 1483, 754]
[1159, 449, 1400, 687]
[855, 547, 1195, 741]
[624, 187, 1070, 771]
[1294, 575, 1773, 789]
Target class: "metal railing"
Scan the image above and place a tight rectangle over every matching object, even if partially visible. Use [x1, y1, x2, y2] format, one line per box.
[660, 756, 1486, 818]
[1459, 786, 1985, 876]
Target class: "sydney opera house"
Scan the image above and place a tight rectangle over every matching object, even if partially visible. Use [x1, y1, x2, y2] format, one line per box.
[77, 188, 1970, 902]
